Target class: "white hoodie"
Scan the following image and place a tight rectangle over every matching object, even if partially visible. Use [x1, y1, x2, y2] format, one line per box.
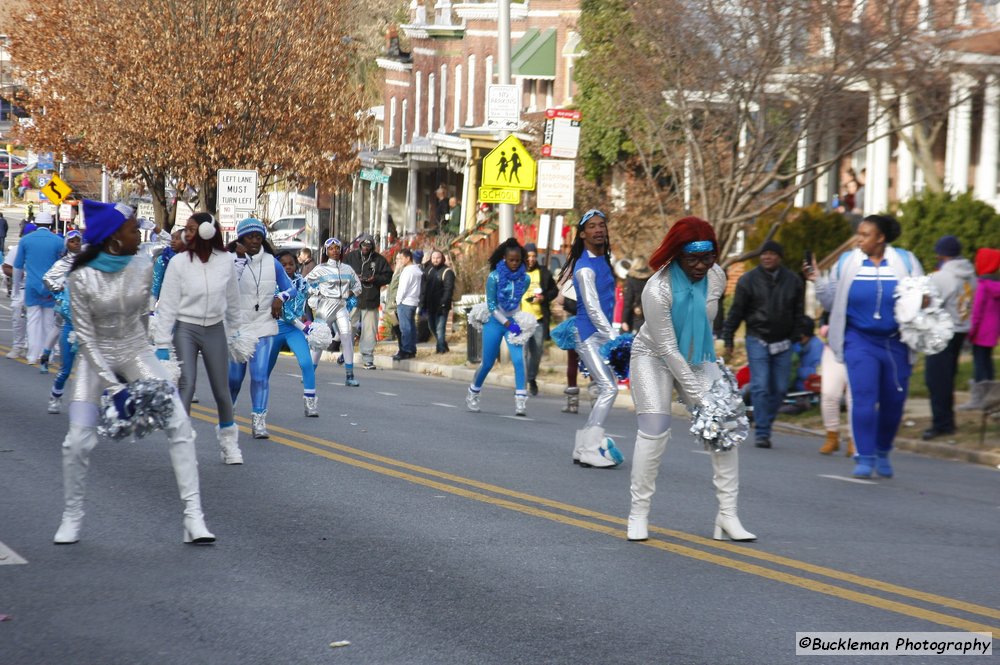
[930, 257, 977, 333]
[151, 249, 243, 347]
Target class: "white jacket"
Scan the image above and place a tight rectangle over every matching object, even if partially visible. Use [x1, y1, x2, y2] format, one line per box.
[151, 250, 243, 347]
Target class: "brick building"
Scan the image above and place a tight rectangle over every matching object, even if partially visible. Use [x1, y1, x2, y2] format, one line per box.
[359, 0, 582, 245]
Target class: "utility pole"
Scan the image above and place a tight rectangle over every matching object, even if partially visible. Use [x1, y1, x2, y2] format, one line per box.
[497, 0, 513, 240]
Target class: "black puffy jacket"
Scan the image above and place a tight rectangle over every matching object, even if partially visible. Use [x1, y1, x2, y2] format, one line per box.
[722, 265, 804, 346]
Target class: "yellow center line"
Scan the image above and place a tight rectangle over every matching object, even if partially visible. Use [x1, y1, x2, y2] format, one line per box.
[191, 406, 1000, 632]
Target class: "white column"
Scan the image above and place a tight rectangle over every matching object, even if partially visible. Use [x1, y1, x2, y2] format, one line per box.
[453, 64, 463, 131]
[484, 55, 494, 110]
[389, 97, 397, 147]
[439, 65, 448, 132]
[466, 55, 477, 126]
[975, 75, 999, 202]
[401, 99, 409, 145]
[896, 94, 915, 201]
[428, 73, 436, 137]
[945, 74, 973, 194]
[864, 91, 890, 214]
[414, 72, 423, 138]
[406, 167, 418, 233]
[793, 121, 810, 207]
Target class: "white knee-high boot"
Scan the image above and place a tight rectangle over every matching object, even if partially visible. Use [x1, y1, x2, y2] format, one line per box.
[54, 424, 99, 544]
[167, 413, 215, 544]
[711, 448, 756, 542]
[627, 430, 670, 541]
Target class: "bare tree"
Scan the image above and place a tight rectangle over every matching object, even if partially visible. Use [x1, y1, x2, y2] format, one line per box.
[5, 0, 368, 227]
[576, 0, 976, 255]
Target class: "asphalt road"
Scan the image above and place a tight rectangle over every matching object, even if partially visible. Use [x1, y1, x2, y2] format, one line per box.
[1, 301, 998, 665]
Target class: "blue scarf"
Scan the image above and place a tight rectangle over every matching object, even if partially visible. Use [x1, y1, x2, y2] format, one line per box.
[669, 260, 716, 364]
[495, 261, 527, 311]
[90, 252, 134, 273]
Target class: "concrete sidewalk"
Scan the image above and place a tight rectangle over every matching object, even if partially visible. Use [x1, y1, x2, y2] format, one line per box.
[336, 339, 1000, 469]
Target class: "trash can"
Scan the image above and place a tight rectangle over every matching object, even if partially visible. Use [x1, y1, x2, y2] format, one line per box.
[465, 312, 482, 364]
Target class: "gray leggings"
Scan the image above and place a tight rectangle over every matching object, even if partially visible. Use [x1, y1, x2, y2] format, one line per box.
[174, 321, 234, 425]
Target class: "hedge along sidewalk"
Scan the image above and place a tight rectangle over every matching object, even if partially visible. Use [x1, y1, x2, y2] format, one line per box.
[322, 343, 1000, 469]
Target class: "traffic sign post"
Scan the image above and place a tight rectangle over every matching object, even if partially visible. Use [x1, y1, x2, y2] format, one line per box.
[481, 135, 536, 190]
[217, 169, 258, 232]
[536, 159, 576, 210]
[486, 84, 520, 130]
[478, 187, 521, 205]
[542, 109, 582, 159]
[41, 174, 73, 206]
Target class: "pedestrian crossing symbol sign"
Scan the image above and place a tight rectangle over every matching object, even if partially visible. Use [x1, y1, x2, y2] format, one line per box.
[481, 135, 536, 191]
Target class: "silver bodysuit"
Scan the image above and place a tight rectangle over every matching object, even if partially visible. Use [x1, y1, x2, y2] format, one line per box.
[630, 263, 726, 413]
[305, 261, 361, 322]
[67, 256, 169, 405]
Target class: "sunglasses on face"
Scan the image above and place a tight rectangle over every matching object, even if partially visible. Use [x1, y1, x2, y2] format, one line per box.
[680, 252, 717, 268]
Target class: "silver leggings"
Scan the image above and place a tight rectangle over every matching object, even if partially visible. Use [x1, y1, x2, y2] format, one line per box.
[173, 321, 234, 424]
[577, 334, 617, 428]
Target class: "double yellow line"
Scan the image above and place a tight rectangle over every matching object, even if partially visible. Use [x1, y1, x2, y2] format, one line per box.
[190, 403, 1000, 635]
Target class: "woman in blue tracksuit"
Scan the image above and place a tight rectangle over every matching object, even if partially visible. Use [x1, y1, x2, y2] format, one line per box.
[268, 251, 319, 415]
[466, 238, 531, 416]
[810, 214, 922, 479]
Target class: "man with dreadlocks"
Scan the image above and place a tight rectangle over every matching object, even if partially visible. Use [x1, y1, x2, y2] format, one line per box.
[571, 209, 625, 468]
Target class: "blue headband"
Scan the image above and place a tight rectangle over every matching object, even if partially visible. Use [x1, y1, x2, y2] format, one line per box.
[579, 209, 606, 226]
[682, 240, 714, 253]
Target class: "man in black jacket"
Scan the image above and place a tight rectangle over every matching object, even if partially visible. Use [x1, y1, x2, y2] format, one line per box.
[521, 244, 560, 395]
[722, 240, 804, 448]
[345, 233, 393, 369]
[422, 250, 456, 353]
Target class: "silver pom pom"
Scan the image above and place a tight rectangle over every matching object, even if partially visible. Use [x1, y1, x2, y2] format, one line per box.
[467, 302, 491, 332]
[505, 311, 538, 345]
[306, 321, 334, 351]
[689, 359, 750, 453]
[158, 353, 183, 384]
[228, 330, 259, 363]
[98, 379, 176, 441]
[894, 276, 954, 355]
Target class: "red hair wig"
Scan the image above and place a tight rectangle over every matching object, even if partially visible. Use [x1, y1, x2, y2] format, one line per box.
[648, 216, 719, 271]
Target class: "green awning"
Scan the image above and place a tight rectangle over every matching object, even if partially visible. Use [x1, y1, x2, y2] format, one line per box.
[512, 28, 556, 78]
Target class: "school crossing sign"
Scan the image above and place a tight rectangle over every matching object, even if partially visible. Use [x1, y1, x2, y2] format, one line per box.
[481, 135, 536, 191]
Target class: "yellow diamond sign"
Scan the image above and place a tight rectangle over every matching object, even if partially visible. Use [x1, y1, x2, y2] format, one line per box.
[41, 174, 73, 205]
[481, 135, 535, 191]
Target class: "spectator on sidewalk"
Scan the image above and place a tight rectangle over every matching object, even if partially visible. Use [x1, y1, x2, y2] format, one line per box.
[13, 212, 64, 365]
[393, 248, 422, 361]
[923, 235, 976, 440]
[3, 231, 30, 358]
[0, 212, 7, 252]
[520, 243, 559, 395]
[18, 174, 30, 199]
[297, 247, 316, 277]
[961, 248, 1000, 410]
[621, 257, 653, 334]
[344, 233, 393, 369]
[808, 214, 923, 479]
[422, 250, 455, 354]
[722, 240, 805, 448]
[816, 317, 854, 456]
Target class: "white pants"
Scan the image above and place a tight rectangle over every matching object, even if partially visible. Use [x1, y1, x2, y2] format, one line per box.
[820, 344, 852, 432]
[26, 305, 56, 363]
[10, 293, 26, 349]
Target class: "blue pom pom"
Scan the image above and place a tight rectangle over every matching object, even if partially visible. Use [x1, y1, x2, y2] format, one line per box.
[600, 333, 634, 380]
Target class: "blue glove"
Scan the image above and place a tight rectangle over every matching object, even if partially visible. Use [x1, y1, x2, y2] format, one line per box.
[155, 348, 170, 361]
[111, 388, 135, 420]
[346, 295, 358, 312]
[507, 321, 522, 336]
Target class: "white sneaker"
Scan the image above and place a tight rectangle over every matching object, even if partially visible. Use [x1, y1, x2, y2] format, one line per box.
[466, 388, 481, 412]
[514, 394, 528, 417]
[47, 395, 62, 414]
[217, 425, 244, 464]
[304, 396, 319, 417]
[6, 346, 25, 359]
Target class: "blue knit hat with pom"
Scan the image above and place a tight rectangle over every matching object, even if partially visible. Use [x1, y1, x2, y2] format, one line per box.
[236, 217, 267, 239]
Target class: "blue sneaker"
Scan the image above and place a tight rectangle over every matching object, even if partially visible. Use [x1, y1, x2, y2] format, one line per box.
[852, 455, 875, 479]
[875, 452, 893, 478]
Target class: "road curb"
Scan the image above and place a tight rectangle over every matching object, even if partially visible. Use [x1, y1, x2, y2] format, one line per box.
[344, 349, 999, 469]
